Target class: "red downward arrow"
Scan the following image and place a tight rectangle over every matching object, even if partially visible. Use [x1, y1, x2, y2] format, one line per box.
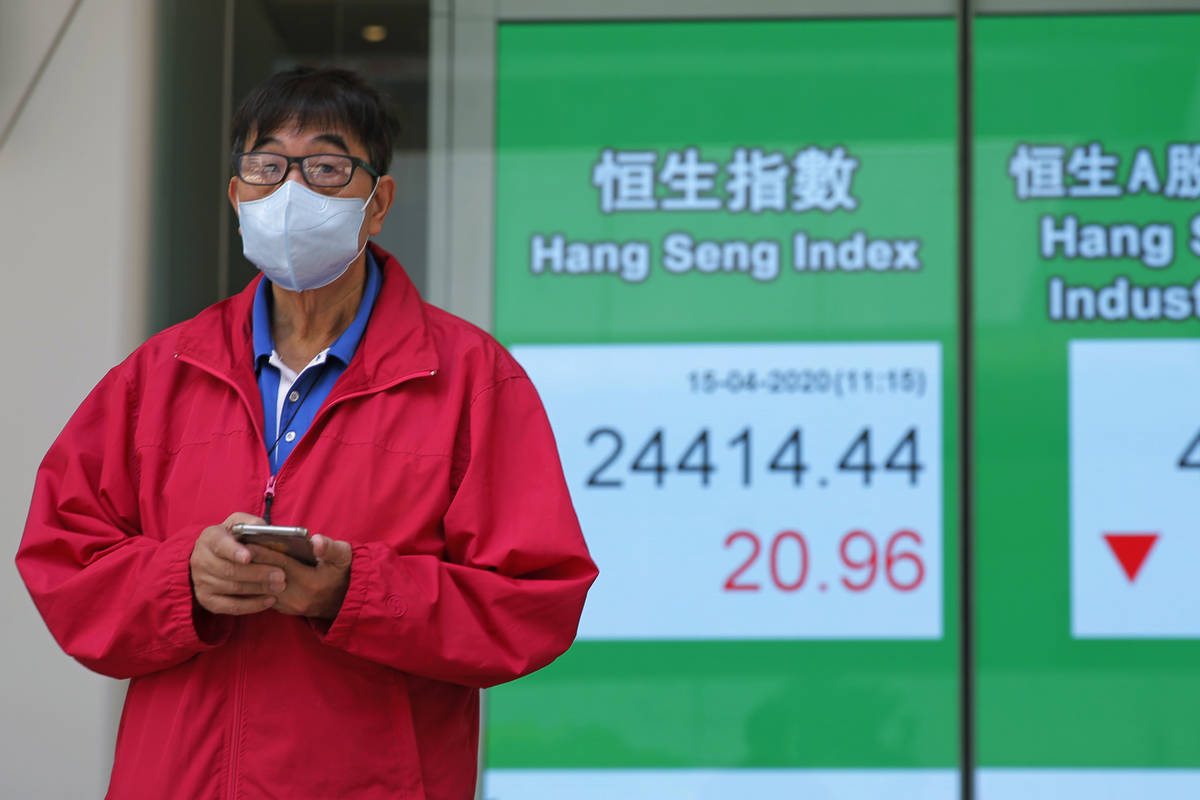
[1103, 533, 1159, 582]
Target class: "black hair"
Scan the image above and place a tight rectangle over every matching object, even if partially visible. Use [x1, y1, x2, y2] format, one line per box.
[231, 66, 400, 175]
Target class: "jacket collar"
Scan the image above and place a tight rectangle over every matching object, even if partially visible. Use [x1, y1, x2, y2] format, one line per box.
[174, 243, 439, 399]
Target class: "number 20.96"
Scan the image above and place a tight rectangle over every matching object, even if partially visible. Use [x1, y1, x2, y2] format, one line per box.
[723, 529, 925, 593]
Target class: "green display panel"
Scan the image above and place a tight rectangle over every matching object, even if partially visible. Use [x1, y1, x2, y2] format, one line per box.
[487, 18, 960, 798]
[974, 13, 1200, 798]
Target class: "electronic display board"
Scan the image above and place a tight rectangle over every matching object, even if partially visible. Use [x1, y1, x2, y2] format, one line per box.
[974, 12, 1200, 798]
[487, 18, 960, 797]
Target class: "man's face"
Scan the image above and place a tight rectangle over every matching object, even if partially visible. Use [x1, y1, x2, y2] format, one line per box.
[228, 120, 394, 239]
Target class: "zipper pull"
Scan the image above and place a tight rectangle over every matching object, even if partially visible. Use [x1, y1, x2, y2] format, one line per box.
[263, 475, 277, 523]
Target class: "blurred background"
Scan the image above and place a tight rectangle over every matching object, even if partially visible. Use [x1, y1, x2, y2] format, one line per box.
[4, 1, 1200, 798]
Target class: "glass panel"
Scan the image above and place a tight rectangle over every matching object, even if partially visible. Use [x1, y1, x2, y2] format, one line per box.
[490, 17, 961, 797]
[973, 11, 1200, 798]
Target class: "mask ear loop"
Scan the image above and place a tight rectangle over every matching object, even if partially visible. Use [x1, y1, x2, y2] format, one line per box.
[347, 177, 381, 264]
[361, 177, 380, 211]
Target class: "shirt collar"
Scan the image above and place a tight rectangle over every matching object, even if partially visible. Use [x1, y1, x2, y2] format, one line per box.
[252, 250, 383, 370]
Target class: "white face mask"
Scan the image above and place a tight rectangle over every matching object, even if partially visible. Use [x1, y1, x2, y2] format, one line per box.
[237, 179, 378, 292]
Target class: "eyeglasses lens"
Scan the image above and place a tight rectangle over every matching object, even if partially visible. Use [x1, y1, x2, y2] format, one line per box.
[240, 154, 285, 185]
[302, 155, 354, 187]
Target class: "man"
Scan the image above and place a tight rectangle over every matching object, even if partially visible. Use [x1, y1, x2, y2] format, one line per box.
[16, 67, 596, 799]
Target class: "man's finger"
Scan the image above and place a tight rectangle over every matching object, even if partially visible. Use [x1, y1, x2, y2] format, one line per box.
[198, 593, 276, 616]
[222, 512, 268, 529]
[244, 544, 294, 569]
[311, 535, 352, 568]
[210, 530, 252, 565]
[201, 574, 286, 596]
[194, 556, 284, 587]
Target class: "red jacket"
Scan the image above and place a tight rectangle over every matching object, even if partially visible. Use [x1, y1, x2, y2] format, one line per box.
[16, 245, 596, 799]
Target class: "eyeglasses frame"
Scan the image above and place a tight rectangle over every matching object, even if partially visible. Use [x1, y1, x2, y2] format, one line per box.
[233, 151, 380, 189]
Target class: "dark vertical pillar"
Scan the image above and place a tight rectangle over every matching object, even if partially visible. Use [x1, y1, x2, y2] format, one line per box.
[149, 0, 230, 332]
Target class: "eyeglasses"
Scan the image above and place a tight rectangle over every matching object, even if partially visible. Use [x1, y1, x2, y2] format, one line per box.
[234, 152, 379, 188]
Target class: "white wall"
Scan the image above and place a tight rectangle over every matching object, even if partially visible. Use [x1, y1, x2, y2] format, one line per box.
[0, 0, 157, 796]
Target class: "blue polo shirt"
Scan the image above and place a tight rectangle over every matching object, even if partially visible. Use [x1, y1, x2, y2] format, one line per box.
[252, 252, 382, 473]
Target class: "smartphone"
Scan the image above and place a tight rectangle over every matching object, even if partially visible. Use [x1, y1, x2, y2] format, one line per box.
[231, 523, 317, 566]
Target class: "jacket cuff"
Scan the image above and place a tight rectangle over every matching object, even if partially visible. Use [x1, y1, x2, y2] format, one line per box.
[317, 542, 374, 648]
[159, 530, 232, 648]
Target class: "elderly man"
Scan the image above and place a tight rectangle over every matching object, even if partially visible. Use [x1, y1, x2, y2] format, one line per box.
[16, 66, 596, 799]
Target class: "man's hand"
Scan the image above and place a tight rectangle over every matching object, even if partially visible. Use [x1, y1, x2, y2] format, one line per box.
[246, 534, 353, 620]
[190, 513, 286, 615]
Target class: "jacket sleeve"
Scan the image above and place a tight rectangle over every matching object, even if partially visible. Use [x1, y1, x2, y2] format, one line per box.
[15, 368, 226, 680]
[318, 374, 597, 688]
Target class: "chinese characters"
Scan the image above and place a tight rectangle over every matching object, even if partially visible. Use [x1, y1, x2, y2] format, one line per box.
[1009, 141, 1200, 200]
[592, 145, 861, 213]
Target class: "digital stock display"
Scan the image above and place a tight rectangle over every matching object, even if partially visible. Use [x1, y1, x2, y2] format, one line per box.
[974, 13, 1200, 798]
[485, 11, 1200, 799]
[488, 17, 960, 799]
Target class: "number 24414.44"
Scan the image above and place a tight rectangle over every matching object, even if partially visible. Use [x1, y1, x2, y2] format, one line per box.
[586, 426, 923, 489]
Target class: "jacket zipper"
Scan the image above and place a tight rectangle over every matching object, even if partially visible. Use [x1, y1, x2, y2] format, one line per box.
[263, 475, 277, 523]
